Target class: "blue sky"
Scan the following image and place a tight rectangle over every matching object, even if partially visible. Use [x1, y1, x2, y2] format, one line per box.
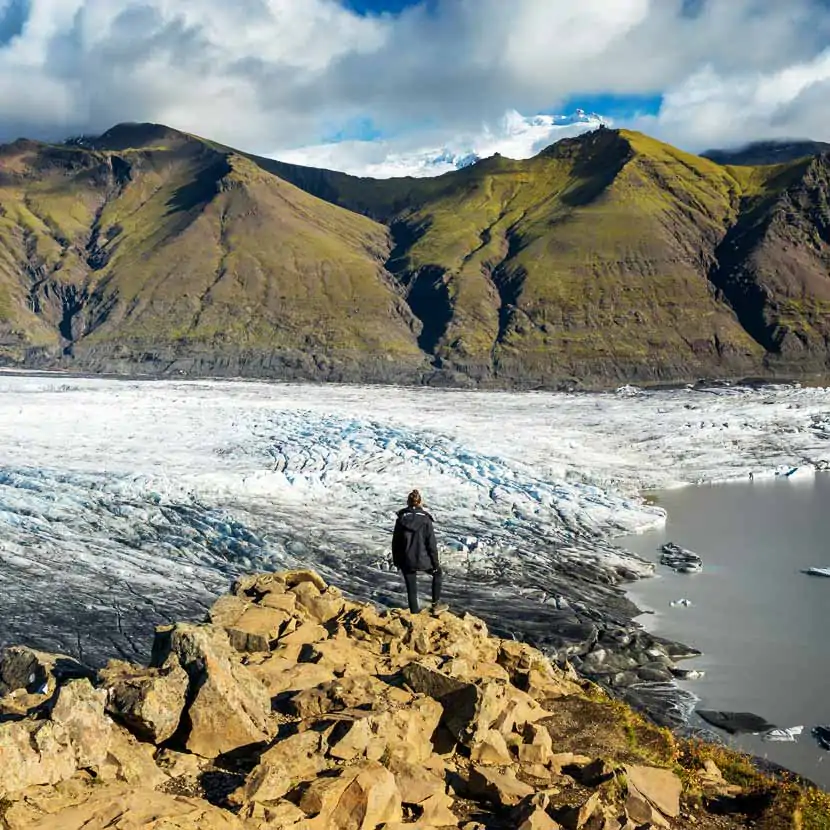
[0, 0, 829, 177]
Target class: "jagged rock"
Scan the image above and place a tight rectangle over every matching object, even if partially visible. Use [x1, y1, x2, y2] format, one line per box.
[471, 729, 514, 766]
[98, 725, 169, 788]
[0, 720, 76, 798]
[624, 765, 681, 819]
[287, 674, 401, 718]
[151, 623, 272, 757]
[386, 757, 446, 805]
[559, 791, 601, 830]
[252, 660, 337, 699]
[235, 729, 327, 805]
[279, 622, 329, 648]
[418, 792, 459, 827]
[466, 766, 535, 807]
[298, 760, 403, 829]
[99, 655, 188, 744]
[326, 697, 442, 763]
[292, 581, 346, 624]
[513, 794, 562, 830]
[518, 721, 554, 768]
[401, 663, 545, 746]
[4, 784, 248, 829]
[212, 595, 293, 654]
[49, 679, 112, 769]
[239, 799, 310, 829]
[0, 646, 93, 698]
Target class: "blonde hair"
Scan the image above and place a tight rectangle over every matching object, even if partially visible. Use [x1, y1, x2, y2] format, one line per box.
[407, 489, 422, 508]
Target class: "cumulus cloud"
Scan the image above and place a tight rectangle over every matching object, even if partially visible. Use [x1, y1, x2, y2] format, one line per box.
[277, 111, 610, 177]
[0, 0, 828, 162]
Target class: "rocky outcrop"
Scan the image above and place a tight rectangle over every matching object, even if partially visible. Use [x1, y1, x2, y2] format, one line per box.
[0, 570, 824, 830]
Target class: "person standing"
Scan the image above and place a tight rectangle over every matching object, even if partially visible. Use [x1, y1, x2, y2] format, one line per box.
[392, 489, 447, 614]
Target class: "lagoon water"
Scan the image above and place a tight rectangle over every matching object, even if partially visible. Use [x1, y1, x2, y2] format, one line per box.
[621, 474, 830, 789]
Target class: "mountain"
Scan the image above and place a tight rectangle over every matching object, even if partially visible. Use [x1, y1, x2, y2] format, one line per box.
[273, 109, 607, 179]
[703, 139, 830, 166]
[1, 122, 829, 389]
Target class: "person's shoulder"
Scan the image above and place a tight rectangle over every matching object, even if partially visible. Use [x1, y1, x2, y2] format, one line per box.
[421, 509, 435, 522]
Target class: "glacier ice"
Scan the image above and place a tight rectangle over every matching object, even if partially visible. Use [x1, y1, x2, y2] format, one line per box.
[1, 373, 829, 666]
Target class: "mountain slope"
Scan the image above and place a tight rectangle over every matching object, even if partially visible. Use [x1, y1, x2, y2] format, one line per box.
[1, 122, 829, 387]
[0, 129, 426, 381]
[703, 140, 830, 166]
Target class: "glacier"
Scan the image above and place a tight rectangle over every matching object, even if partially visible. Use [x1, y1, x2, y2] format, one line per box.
[1, 373, 829, 681]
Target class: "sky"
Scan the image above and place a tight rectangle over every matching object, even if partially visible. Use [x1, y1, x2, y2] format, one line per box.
[1, 0, 830, 176]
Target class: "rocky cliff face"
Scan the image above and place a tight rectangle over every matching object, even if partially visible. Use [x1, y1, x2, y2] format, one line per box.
[2, 125, 830, 389]
[0, 569, 825, 829]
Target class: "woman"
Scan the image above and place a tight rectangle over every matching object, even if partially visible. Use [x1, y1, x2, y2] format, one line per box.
[392, 489, 447, 614]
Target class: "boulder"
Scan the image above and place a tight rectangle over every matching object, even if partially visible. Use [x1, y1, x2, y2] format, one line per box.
[278, 622, 329, 648]
[0, 720, 76, 798]
[470, 729, 513, 766]
[151, 623, 272, 757]
[5, 784, 248, 829]
[49, 679, 112, 769]
[99, 655, 188, 744]
[237, 730, 328, 804]
[287, 674, 391, 719]
[326, 697, 442, 763]
[299, 760, 403, 829]
[97, 724, 169, 789]
[466, 767, 535, 807]
[292, 581, 345, 624]
[623, 765, 681, 819]
[239, 799, 311, 830]
[0, 646, 93, 698]
[513, 795, 561, 830]
[387, 758, 446, 805]
[251, 661, 336, 698]
[559, 791, 601, 830]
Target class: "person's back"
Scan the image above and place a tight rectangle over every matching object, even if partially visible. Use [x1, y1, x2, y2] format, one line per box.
[392, 489, 447, 614]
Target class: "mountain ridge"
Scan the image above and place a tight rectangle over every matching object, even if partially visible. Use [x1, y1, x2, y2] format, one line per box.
[1, 122, 830, 389]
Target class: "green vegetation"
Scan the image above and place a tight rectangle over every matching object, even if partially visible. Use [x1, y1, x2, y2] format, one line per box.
[1, 122, 829, 385]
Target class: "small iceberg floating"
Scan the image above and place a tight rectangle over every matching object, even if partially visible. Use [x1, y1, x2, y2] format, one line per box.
[803, 567, 830, 578]
[762, 726, 804, 743]
[661, 542, 703, 574]
[670, 598, 693, 608]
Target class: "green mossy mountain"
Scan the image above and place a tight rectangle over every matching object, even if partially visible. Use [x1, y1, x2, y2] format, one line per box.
[1, 123, 829, 388]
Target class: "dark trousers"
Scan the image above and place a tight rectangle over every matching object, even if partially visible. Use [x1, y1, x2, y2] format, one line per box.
[402, 569, 442, 613]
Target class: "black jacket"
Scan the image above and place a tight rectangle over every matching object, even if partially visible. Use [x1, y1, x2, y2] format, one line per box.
[392, 507, 439, 573]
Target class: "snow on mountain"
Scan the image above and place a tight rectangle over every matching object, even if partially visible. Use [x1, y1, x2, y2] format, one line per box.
[273, 109, 609, 178]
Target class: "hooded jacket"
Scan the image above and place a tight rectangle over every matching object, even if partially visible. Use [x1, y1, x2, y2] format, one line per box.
[392, 506, 439, 573]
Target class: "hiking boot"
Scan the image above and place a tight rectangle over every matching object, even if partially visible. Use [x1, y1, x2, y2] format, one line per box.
[430, 602, 449, 615]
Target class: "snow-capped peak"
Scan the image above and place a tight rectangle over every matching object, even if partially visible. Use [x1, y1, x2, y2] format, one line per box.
[272, 109, 610, 179]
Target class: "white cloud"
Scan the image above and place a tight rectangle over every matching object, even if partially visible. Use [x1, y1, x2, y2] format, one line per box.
[275, 110, 609, 177]
[641, 49, 830, 150]
[0, 0, 828, 157]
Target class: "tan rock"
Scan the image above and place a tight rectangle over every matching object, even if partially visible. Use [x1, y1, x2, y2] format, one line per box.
[240, 799, 311, 829]
[623, 765, 681, 819]
[283, 570, 329, 592]
[155, 748, 207, 779]
[11, 785, 248, 829]
[260, 591, 299, 614]
[228, 606, 292, 653]
[299, 760, 403, 830]
[206, 594, 250, 628]
[327, 697, 441, 763]
[49, 679, 112, 769]
[279, 622, 329, 648]
[287, 674, 388, 719]
[560, 791, 601, 830]
[97, 724, 168, 788]
[513, 794, 561, 830]
[252, 661, 336, 698]
[99, 655, 188, 744]
[238, 730, 327, 804]
[471, 729, 514, 766]
[466, 767, 535, 807]
[0, 720, 76, 798]
[152, 624, 272, 757]
[387, 758, 446, 804]
[419, 792, 459, 827]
